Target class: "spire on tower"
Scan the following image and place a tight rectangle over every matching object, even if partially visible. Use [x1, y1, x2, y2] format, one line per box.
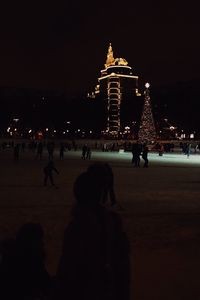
[105, 43, 115, 68]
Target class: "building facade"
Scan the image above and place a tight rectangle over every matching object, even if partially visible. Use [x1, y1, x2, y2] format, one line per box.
[93, 43, 141, 137]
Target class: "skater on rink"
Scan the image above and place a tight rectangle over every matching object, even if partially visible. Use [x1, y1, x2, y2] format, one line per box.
[142, 144, 149, 168]
[59, 143, 65, 160]
[43, 161, 59, 187]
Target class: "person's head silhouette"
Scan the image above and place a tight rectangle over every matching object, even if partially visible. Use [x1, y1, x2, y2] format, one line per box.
[87, 163, 114, 204]
[16, 222, 45, 261]
[73, 171, 105, 206]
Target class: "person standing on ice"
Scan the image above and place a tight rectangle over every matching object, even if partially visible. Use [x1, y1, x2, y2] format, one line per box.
[14, 144, 20, 161]
[82, 144, 87, 159]
[55, 170, 130, 300]
[86, 146, 91, 160]
[186, 143, 192, 158]
[158, 144, 164, 156]
[59, 143, 65, 160]
[36, 142, 43, 160]
[142, 145, 149, 168]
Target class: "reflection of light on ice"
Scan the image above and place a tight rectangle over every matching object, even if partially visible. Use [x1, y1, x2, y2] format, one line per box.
[119, 149, 125, 154]
[149, 153, 200, 165]
[60, 150, 200, 167]
[90, 151, 200, 166]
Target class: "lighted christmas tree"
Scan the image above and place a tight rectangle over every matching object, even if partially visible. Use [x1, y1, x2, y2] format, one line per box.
[138, 83, 156, 143]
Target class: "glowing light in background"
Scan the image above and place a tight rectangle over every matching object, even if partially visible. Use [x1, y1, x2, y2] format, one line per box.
[145, 82, 150, 88]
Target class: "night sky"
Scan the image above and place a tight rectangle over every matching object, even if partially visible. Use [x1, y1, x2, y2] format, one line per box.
[0, 1, 199, 97]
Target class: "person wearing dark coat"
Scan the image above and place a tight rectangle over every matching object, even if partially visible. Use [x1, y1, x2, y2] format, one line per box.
[43, 161, 59, 186]
[0, 223, 51, 300]
[36, 142, 43, 160]
[86, 146, 91, 159]
[131, 143, 141, 167]
[15, 223, 52, 299]
[47, 142, 54, 160]
[142, 145, 149, 168]
[59, 143, 65, 160]
[82, 144, 87, 159]
[14, 144, 20, 161]
[87, 163, 117, 207]
[55, 171, 130, 300]
[0, 238, 17, 300]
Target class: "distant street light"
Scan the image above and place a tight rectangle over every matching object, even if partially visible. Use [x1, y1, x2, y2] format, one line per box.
[145, 82, 150, 89]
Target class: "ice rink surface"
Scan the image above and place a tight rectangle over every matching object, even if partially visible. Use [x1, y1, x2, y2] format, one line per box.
[1, 148, 200, 300]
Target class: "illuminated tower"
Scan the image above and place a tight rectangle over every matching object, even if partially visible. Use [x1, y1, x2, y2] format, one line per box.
[138, 83, 156, 143]
[98, 43, 141, 136]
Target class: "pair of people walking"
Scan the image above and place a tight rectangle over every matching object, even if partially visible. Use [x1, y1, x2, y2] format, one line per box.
[82, 144, 91, 160]
[131, 143, 149, 168]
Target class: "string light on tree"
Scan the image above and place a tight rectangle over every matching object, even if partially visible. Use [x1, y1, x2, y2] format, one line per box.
[138, 83, 156, 143]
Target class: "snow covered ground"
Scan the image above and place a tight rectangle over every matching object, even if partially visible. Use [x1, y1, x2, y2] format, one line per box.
[1, 148, 200, 299]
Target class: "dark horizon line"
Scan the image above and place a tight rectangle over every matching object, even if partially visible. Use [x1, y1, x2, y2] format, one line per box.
[0, 77, 200, 97]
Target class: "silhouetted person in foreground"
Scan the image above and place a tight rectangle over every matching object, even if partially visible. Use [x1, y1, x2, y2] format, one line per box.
[55, 170, 130, 300]
[87, 163, 118, 208]
[0, 238, 17, 300]
[43, 161, 59, 186]
[0, 223, 51, 300]
[15, 223, 51, 299]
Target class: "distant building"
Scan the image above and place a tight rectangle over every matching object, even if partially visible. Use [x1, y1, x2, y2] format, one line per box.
[88, 43, 141, 137]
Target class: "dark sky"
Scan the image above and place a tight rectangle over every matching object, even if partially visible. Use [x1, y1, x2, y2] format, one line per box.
[0, 1, 199, 96]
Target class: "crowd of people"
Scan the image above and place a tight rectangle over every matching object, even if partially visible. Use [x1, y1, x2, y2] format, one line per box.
[1, 139, 200, 160]
[0, 163, 130, 300]
[1, 140, 200, 176]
